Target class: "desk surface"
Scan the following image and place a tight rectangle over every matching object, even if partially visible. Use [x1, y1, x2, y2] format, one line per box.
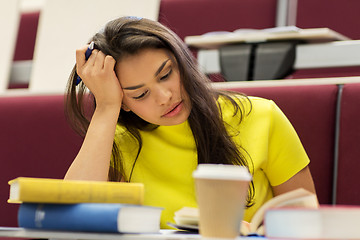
[211, 76, 360, 89]
[185, 28, 350, 49]
[0, 227, 197, 240]
[0, 227, 254, 240]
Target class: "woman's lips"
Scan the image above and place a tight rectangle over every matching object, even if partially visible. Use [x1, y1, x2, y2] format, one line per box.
[162, 101, 183, 117]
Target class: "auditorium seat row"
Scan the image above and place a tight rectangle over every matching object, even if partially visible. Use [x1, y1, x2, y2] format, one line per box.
[1, 82, 360, 227]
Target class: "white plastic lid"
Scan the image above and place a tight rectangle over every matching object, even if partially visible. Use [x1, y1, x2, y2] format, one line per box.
[192, 164, 252, 181]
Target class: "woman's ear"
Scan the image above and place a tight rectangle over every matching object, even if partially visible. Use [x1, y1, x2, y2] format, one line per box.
[121, 103, 131, 112]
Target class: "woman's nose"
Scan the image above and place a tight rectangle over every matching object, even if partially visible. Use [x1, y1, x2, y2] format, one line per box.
[155, 85, 172, 105]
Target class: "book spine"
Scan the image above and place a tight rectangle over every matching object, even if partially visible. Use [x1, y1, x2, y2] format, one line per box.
[18, 203, 120, 232]
[15, 179, 144, 204]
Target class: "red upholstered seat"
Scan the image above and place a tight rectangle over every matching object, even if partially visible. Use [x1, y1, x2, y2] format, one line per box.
[296, 0, 360, 40]
[290, 0, 360, 79]
[2, 83, 356, 226]
[228, 85, 339, 204]
[0, 95, 82, 227]
[158, 0, 277, 41]
[336, 83, 360, 205]
[13, 12, 40, 61]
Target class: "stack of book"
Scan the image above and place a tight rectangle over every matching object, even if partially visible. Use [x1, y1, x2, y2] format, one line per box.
[8, 177, 163, 233]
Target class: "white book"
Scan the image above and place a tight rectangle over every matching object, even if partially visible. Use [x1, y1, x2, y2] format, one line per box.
[265, 206, 360, 239]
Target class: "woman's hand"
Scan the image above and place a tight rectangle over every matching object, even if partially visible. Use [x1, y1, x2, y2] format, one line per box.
[76, 45, 123, 109]
[65, 46, 124, 181]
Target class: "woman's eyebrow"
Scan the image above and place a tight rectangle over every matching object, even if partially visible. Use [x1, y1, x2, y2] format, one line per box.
[123, 59, 171, 91]
[154, 59, 170, 77]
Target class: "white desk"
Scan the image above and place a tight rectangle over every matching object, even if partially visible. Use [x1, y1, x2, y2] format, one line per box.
[0, 227, 252, 240]
[184, 28, 360, 80]
[196, 40, 360, 75]
[211, 76, 360, 89]
[0, 227, 195, 240]
[184, 28, 349, 49]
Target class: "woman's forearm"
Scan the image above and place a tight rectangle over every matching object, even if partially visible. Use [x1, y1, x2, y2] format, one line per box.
[64, 105, 121, 181]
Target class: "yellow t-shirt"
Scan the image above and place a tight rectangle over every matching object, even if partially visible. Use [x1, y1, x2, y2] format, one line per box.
[114, 96, 310, 228]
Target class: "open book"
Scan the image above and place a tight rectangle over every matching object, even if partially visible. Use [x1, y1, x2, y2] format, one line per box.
[170, 188, 319, 236]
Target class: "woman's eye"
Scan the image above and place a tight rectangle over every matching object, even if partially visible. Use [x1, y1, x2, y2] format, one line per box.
[160, 69, 172, 80]
[133, 90, 149, 100]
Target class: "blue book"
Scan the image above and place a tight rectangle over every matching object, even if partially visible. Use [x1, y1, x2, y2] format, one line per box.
[18, 203, 162, 233]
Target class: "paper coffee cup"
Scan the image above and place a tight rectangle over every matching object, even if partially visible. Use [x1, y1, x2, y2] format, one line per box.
[193, 164, 251, 240]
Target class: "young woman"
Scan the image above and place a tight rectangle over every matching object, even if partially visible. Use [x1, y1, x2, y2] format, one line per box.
[64, 16, 316, 228]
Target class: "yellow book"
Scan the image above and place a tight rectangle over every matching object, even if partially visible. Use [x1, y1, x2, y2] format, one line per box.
[8, 177, 144, 205]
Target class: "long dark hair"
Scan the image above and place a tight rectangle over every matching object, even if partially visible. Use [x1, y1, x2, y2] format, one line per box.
[65, 16, 254, 207]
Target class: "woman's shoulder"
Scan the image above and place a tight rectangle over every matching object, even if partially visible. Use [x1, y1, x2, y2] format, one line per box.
[248, 96, 277, 110]
[217, 93, 276, 114]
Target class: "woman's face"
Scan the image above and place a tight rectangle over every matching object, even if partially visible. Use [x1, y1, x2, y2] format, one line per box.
[116, 48, 191, 126]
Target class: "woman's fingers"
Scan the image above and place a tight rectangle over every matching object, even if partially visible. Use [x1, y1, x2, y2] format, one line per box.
[76, 44, 101, 78]
[104, 55, 116, 73]
[76, 49, 100, 80]
[75, 45, 89, 69]
[75, 46, 121, 106]
[93, 50, 106, 69]
[85, 49, 99, 67]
